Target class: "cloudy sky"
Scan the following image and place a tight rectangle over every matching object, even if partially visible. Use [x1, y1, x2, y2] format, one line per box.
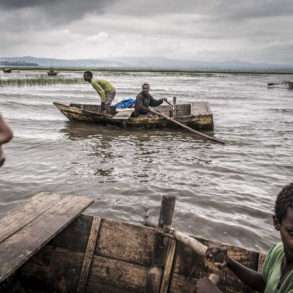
[0, 0, 293, 64]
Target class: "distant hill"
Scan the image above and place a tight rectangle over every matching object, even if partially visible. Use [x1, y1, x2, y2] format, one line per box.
[0, 60, 39, 67]
[1, 56, 293, 73]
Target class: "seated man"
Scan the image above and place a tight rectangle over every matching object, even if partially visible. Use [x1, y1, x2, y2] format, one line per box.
[83, 71, 116, 113]
[197, 183, 293, 293]
[0, 114, 13, 167]
[134, 83, 167, 116]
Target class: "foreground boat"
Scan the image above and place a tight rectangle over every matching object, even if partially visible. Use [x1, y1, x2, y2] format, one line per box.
[0, 193, 266, 293]
[53, 101, 214, 131]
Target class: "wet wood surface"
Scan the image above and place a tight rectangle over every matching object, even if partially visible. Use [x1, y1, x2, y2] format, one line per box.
[17, 214, 263, 293]
[0, 194, 93, 283]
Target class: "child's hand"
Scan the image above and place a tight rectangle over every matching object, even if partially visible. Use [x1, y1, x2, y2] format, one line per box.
[206, 245, 228, 269]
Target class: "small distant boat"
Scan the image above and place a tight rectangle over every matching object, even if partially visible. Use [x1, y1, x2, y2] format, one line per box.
[267, 81, 293, 89]
[53, 101, 214, 131]
[48, 69, 58, 76]
[3, 68, 12, 73]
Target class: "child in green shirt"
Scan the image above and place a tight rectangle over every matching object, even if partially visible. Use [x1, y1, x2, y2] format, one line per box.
[197, 183, 293, 293]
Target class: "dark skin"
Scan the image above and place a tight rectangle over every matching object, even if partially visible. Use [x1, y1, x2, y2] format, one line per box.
[136, 84, 167, 114]
[0, 115, 13, 167]
[83, 72, 108, 113]
[196, 207, 293, 293]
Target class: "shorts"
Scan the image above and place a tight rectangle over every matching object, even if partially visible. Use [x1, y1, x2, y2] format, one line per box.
[105, 91, 116, 106]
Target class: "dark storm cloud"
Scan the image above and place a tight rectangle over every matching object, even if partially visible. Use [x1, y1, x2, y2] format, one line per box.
[0, 0, 292, 63]
[110, 0, 293, 20]
[0, 0, 115, 25]
[1, 0, 293, 25]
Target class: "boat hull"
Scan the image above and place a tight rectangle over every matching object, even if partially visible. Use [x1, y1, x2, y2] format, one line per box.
[13, 214, 263, 293]
[53, 102, 214, 131]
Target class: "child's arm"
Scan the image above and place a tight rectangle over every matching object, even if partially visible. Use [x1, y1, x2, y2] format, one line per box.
[206, 246, 266, 292]
[226, 256, 265, 291]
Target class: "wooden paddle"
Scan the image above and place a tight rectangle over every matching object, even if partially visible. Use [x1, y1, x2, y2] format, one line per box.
[174, 230, 220, 284]
[149, 108, 225, 145]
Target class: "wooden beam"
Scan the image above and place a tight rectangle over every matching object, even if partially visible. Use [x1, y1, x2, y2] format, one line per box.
[159, 239, 176, 293]
[77, 217, 102, 293]
[158, 196, 176, 230]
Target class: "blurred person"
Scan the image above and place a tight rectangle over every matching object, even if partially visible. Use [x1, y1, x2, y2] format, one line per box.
[0, 114, 13, 167]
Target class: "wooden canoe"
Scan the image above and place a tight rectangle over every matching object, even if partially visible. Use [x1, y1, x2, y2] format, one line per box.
[3, 68, 12, 73]
[267, 81, 293, 89]
[48, 70, 58, 76]
[0, 194, 266, 293]
[53, 102, 214, 131]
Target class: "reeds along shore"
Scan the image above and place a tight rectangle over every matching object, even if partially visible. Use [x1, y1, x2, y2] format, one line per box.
[0, 78, 83, 87]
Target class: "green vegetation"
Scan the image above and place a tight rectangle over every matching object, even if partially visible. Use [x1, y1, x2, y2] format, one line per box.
[1, 66, 293, 75]
[0, 78, 83, 87]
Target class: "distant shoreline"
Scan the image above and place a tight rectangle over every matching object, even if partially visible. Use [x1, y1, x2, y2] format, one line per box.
[1, 66, 293, 75]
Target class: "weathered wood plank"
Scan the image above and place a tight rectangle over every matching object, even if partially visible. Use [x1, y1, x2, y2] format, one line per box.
[158, 195, 176, 230]
[0, 193, 62, 244]
[146, 266, 162, 293]
[77, 217, 102, 293]
[50, 214, 92, 253]
[113, 109, 134, 120]
[96, 219, 160, 266]
[87, 255, 148, 293]
[169, 273, 197, 293]
[19, 246, 84, 293]
[22, 246, 150, 293]
[160, 238, 176, 293]
[0, 195, 93, 282]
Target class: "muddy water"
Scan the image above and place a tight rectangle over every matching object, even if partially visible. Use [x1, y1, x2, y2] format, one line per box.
[1, 70, 293, 252]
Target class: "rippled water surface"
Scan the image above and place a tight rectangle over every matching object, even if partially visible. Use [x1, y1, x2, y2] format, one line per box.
[1, 70, 293, 252]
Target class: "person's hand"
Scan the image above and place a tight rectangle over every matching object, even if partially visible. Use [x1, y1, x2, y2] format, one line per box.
[196, 277, 219, 293]
[163, 98, 168, 103]
[206, 245, 228, 269]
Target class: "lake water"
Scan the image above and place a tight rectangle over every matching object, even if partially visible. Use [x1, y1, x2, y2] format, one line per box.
[0, 70, 292, 252]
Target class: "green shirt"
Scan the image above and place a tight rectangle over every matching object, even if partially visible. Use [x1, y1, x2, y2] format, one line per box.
[263, 242, 293, 293]
[90, 80, 115, 103]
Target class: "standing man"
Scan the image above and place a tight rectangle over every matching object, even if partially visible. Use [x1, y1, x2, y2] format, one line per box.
[83, 71, 116, 113]
[0, 114, 13, 167]
[134, 83, 167, 116]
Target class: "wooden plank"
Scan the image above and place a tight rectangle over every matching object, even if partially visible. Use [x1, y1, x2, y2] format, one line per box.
[77, 217, 102, 293]
[96, 219, 160, 266]
[19, 246, 84, 293]
[0, 195, 93, 282]
[160, 238, 176, 293]
[50, 214, 93, 253]
[146, 267, 162, 293]
[0, 193, 62, 244]
[113, 109, 134, 120]
[87, 255, 148, 293]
